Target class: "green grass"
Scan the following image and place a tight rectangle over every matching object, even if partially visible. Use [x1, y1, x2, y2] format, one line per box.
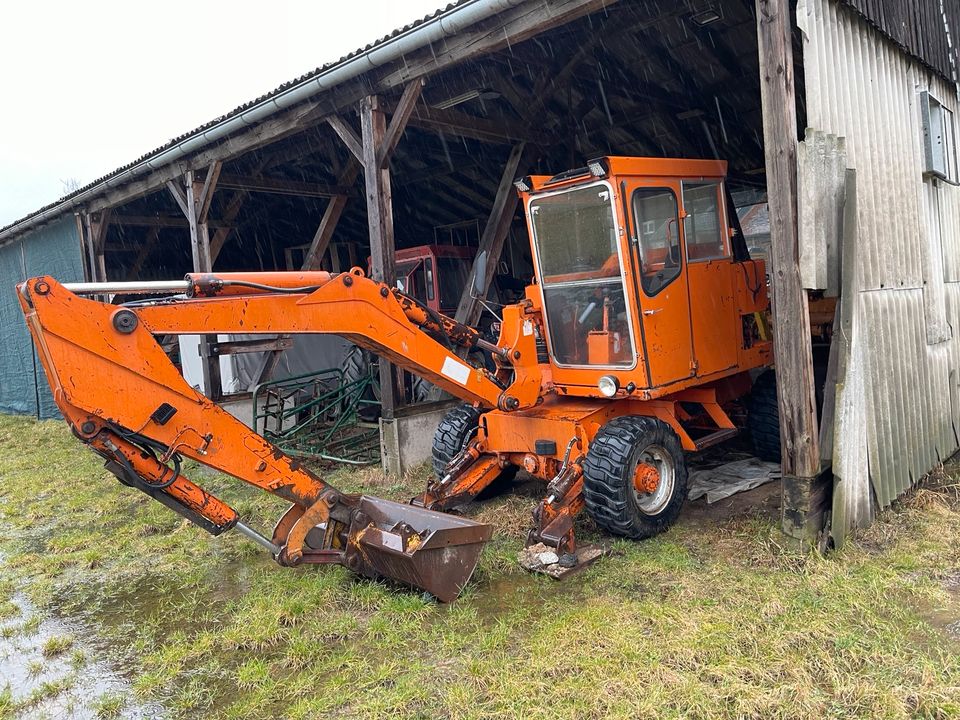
[1, 414, 960, 718]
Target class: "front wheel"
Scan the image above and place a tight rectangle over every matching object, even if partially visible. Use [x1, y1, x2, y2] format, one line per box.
[582, 416, 688, 540]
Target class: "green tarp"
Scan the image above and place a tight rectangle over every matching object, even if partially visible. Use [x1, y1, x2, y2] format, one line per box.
[0, 216, 84, 418]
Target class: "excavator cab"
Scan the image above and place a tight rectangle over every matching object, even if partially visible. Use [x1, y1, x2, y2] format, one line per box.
[517, 157, 768, 396]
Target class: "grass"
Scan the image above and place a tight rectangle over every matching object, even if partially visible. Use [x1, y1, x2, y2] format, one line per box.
[1, 414, 960, 718]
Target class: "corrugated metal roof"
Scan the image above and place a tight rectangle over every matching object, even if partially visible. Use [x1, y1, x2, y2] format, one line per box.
[0, 1, 469, 237]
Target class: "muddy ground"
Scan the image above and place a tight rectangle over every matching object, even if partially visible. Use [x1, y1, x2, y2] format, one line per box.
[1, 415, 959, 719]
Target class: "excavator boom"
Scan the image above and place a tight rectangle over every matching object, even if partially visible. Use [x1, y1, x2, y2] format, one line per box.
[16, 270, 505, 601]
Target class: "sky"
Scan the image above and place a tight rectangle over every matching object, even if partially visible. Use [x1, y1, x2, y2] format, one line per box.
[0, 0, 446, 227]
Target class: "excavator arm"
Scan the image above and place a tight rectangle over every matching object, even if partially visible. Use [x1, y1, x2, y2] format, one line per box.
[14, 269, 527, 601]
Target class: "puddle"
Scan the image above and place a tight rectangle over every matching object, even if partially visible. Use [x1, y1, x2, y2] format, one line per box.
[0, 587, 167, 719]
[911, 571, 960, 648]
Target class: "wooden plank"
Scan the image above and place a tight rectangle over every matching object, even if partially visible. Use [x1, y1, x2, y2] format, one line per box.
[756, 0, 820, 480]
[327, 115, 364, 163]
[209, 337, 293, 355]
[454, 142, 532, 327]
[378, 79, 424, 169]
[798, 130, 846, 294]
[360, 94, 398, 418]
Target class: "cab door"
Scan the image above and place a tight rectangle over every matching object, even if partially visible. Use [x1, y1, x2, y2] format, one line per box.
[622, 179, 695, 387]
[681, 180, 739, 376]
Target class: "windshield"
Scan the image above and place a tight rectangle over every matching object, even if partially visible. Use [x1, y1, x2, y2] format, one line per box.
[394, 260, 426, 304]
[529, 183, 636, 368]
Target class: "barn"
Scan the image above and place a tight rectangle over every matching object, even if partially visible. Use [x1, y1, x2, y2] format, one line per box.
[1, 0, 958, 546]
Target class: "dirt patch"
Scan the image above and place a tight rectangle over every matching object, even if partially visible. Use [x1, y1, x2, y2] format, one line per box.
[681, 477, 781, 525]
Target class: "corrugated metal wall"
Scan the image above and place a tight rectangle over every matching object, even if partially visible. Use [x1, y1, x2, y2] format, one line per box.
[799, 0, 960, 541]
[0, 216, 85, 419]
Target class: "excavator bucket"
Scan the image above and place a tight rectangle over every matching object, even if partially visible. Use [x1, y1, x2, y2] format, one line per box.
[343, 496, 492, 602]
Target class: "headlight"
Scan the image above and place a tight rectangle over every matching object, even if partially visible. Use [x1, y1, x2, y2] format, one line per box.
[513, 176, 531, 193]
[598, 375, 619, 397]
[587, 157, 609, 178]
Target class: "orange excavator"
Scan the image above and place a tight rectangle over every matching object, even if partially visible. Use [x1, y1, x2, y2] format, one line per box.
[17, 157, 773, 601]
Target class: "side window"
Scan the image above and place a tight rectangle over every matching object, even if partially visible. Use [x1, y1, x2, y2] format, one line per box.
[424, 258, 435, 302]
[632, 187, 681, 295]
[682, 182, 728, 261]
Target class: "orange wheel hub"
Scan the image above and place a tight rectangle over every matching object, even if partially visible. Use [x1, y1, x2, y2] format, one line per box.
[633, 462, 661, 495]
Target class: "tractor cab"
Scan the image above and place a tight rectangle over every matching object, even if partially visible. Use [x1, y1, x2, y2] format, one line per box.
[517, 157, 770, 399]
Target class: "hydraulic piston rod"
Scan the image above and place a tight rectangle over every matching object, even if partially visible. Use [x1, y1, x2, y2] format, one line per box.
[64, 280, 190, 295]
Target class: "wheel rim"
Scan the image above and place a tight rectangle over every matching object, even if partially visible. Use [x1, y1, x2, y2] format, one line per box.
[632, 444, 675, 515]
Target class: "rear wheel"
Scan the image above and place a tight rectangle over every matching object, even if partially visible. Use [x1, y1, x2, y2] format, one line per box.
[431, 405, 481, 478]
[582, 416, 688, 540]
[747, 370, 781, 463]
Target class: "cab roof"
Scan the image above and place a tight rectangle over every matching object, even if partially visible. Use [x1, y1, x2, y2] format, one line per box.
[522, 157, 728, 194]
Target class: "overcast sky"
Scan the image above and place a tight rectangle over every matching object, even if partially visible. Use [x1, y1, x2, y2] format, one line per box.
[0, 0, 445, 226]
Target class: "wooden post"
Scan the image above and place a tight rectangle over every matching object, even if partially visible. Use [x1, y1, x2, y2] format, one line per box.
[756, 0, 824, 540]
[169, 164, 222, 398]
[361, 95, 398, 417]
[454, 142, 532, 326]
[81, 210, 112, 283]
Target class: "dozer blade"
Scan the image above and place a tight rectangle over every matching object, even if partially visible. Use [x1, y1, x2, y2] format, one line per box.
[343, 496, 492, 602]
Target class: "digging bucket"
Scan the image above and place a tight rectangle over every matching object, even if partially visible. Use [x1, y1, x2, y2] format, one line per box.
[344, 496, 492, 602]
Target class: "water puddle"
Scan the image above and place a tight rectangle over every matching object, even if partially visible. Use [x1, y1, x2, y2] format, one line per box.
[911, 570, 960, 649]
[0, 588, 166, 719]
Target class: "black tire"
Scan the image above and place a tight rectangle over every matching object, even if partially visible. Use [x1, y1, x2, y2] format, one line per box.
[431, 405, 481, 478]
[582, 416, 688, 540]
[747, 370, 781, 463]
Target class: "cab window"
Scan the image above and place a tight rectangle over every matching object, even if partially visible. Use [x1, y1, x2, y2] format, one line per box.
[682, 182, 727, 261]
[632, 187, 681, 296]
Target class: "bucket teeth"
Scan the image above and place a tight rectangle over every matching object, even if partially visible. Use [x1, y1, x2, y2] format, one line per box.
[344, 496, 492, 602]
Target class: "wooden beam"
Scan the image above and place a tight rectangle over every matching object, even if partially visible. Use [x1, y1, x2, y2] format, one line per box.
[113, 214, 234, 229]
[126, 226, 160, 280]
[454, 143, 532, 327]
[80, 213, 98, 283]
[378, 79, 424, 169]
[407, 105, 537, 145]
[327, 115, 364, 163]
[216, 173, 347, 198]
[756, 0, 821, 530]
[209, 192, 246, 265]
[361, 94, 398, 418]
[165, 180, 189, 217]
[75, 214, 94, 282]
[181, 171, 211, 273]
[197, 161, 222, 223]
[301, 158, 361, 269]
